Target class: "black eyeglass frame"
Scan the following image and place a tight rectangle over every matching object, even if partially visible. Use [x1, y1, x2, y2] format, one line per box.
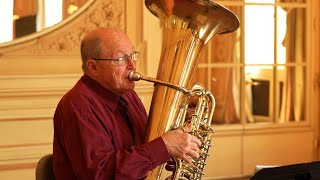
[91, 51, 140, 66]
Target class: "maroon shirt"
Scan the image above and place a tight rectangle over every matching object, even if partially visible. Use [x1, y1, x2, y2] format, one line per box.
[53, 74, 170, 180]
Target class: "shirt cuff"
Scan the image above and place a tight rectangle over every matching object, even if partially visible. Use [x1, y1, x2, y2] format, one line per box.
[146, 137, 170, 168]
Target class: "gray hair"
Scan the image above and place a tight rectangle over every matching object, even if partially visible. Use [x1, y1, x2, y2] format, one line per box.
[80, 36, 103, 71]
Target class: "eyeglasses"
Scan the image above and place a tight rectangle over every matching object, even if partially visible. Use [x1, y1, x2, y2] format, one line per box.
[92, 51, 140, 66]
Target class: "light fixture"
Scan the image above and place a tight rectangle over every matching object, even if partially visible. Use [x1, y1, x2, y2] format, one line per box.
[13, 14, 20, 21]
[67, 0, 78, 15]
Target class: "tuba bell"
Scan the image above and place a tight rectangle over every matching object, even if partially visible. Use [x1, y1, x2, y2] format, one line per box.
[130, 0, 239, 179]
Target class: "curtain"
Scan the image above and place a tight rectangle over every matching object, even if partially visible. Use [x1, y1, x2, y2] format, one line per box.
[14, 0, 38, 17]
[210, 7, 241, 124]
[279, 0, 305, 122]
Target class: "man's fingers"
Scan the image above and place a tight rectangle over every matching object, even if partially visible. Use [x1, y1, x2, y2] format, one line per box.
[180, 125, 191, 133]
[180, 127, 186, 133]
[179, 128, 202, 151]
[191, 135, 202, 147]
[181, 154, 192, 164]
[190, 142, 202, 155]
[187, 147, 200, 159]
[179, 141, 201, 160]
[181, 155, 197, 168]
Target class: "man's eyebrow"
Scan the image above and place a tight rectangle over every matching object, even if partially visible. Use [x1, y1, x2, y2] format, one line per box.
[116, 51, 127, 56]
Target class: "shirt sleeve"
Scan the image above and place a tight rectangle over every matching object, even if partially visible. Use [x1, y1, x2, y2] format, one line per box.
[58, 98, 170, 180]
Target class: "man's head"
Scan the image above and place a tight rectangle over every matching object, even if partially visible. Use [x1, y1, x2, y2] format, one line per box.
[80, 28, 137, 96]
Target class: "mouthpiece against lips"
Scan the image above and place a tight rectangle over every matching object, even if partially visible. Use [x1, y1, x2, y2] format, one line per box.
[128, 70, 192, 97]
[128, 70, 141, 81]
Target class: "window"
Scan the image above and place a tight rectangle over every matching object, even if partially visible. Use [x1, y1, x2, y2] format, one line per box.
[0, 0, 14, 43]
[0, 0, 63, 43]
[43, 0, 63, 28]
[193, 0, 307, 125]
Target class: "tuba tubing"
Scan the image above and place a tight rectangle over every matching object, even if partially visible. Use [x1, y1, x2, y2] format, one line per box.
[141, 0, 240, 179]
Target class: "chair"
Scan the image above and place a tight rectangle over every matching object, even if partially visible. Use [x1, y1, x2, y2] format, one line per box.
[35, 154, 55, 180]
[251, 161, 320, 180]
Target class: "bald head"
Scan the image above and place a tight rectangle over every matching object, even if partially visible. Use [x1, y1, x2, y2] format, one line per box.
[80, 28, 132, 71]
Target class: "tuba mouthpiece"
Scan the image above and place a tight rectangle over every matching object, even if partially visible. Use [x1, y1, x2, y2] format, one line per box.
[128, 70, 141, 81]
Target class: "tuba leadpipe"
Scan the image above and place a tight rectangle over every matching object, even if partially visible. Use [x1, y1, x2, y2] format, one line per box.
[129, 71, 192, 97]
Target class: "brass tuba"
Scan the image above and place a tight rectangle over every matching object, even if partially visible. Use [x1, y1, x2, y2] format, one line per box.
[130, 0, 239, 179]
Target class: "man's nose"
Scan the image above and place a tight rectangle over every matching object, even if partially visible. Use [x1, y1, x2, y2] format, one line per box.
[126, 58, 136, 69]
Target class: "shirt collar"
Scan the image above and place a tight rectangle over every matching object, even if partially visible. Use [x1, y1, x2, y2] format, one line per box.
[81, 74, 130, 112]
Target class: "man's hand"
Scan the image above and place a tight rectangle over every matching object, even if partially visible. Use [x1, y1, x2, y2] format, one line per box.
[161, 126, 201, 167]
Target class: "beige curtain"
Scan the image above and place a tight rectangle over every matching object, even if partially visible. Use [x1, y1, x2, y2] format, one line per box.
[13, 0, 38, 39]
[210, 7, 240, 124]
[14, 0, 37, 17]
[279, 0, 305, 122]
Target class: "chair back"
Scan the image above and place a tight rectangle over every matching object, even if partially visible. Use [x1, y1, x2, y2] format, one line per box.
[36, 154, 55, 180]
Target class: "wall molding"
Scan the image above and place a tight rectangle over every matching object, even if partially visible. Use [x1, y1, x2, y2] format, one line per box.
[0, 143, 51, 171]
[0, 74, 81, 97]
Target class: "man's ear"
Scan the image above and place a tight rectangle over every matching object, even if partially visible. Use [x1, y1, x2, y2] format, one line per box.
[87, 59, 98, 75]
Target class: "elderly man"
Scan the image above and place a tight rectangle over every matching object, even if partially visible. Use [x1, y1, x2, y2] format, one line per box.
[53, 28, 201, 179]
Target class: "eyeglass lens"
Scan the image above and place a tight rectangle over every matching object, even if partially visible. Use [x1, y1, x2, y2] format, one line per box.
[118, 52, 139, 66]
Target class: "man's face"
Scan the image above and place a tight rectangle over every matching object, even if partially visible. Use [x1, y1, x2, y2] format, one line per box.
[92, 37, 136, 96]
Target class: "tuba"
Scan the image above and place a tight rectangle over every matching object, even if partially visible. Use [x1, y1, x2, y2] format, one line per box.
[130, 0, 239, 179]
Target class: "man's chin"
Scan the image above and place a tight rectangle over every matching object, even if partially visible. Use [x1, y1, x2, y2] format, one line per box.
[125, 83, 135, 91]
[129, 84, 135, 90]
